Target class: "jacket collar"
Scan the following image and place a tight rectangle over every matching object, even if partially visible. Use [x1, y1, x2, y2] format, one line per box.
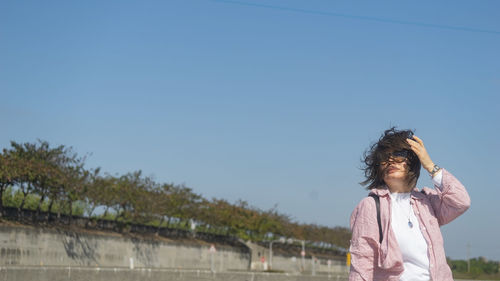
[369, 186, 426, 200]
[410, 188, 426, 200]
[369, 187, 391, 197]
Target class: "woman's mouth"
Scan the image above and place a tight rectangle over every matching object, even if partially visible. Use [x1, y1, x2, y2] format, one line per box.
[387, 167, 399, 173]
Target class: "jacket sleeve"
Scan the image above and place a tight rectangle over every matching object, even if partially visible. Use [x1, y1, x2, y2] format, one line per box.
[349, 197, 380, 281]
[423, 168, 471, 226]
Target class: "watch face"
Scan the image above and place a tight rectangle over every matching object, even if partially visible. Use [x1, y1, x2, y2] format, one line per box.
[432, 165, 440, 173]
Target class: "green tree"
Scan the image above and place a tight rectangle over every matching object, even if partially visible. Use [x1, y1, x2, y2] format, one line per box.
[0, 152, 18, 215]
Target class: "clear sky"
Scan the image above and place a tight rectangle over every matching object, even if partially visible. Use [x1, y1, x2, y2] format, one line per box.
[1, 0, 499, 260]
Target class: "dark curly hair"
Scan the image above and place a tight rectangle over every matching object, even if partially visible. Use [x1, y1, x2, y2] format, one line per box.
[361, 127, 421, 190]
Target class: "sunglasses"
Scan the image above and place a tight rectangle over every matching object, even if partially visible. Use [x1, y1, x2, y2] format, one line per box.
[380, 150, 409, 165]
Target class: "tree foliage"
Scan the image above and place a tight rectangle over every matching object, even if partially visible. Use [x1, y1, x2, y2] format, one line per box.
[449, 257, 499, 275]
[0, 140, 351, 251]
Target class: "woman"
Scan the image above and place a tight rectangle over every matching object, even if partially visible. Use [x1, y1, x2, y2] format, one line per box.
[349, 128, 470, 281]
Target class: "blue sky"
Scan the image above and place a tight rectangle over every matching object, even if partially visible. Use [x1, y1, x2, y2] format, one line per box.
[1, 0, 499, 260]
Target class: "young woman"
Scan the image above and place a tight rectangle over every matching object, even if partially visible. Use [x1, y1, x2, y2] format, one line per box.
[349, 128, 470, 281]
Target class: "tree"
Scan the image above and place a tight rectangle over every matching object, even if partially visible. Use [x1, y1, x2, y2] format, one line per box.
[0, 151, 17, 216]
[0, 139, 354, 252]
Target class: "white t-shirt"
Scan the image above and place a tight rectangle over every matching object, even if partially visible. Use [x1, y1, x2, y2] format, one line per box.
[389, 170, 442, 281]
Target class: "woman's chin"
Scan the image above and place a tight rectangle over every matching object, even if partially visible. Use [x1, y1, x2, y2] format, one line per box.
[384, 174, 407, 182]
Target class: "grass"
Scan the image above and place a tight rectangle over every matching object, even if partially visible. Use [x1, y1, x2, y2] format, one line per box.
[453, 272, 500, 280]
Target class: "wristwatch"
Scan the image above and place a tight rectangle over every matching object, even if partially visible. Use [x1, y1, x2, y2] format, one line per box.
[430, 164, 441, 176]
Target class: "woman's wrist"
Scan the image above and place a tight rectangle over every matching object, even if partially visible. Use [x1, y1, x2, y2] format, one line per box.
[423, 162, 435, 173]
[429, 164, 441, 177]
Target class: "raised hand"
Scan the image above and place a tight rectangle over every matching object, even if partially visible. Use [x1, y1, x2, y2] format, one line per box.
[407, 135, 435, 173]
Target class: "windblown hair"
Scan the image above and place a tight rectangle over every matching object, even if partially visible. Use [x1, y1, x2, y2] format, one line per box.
[361, 127, 421, 190]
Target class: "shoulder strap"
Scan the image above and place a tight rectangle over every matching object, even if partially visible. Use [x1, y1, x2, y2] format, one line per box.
[368, 193, 383, 244]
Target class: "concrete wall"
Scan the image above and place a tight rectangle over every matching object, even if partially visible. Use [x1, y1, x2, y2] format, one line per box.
[246, 240, 347, 274]
[0, 225, 249, 271]
[0, 267, 349, 281]
[270, 255, 347, 274]
[0, 224, 350, 281]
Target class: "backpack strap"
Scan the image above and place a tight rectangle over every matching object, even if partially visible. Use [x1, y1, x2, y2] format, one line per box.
[368, 193, 383, 244]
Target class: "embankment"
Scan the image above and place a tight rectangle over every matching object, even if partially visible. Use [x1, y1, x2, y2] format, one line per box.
[0, 222, 348, 280]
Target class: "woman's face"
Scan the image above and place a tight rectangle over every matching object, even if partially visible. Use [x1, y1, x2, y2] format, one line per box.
[380, 153, 410, 184]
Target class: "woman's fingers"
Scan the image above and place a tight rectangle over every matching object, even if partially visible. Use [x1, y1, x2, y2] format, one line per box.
[406, 138, 420, 152]
[412, 135, 424, 146]
[407, 135, 424, 152]
[406, 135, 434, 172]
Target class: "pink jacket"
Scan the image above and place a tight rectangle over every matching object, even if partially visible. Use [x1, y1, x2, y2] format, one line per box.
[349, 169, 471, 281]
